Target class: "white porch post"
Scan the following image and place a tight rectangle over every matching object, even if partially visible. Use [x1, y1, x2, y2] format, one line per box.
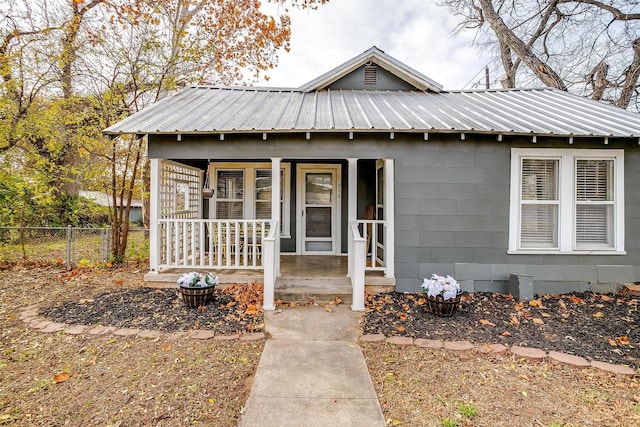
[384, 158, 395, 278]
[149, 158, 161, 273]
[271, 157, 281, 275]
[347, 158, 358, 277]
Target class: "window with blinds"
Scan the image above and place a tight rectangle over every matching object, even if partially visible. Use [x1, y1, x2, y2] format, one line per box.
[211, 163, 291, 236]
[216, 170, 244, 219]
[520, 159, 559, 248]
[510, 148, 623, 253]
[255, 169, 285, 234]
[575, 159, 613, 248]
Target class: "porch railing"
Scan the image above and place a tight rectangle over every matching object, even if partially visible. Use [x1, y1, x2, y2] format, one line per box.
[355, 219, 386, 272]
[158, 219, 268, 270]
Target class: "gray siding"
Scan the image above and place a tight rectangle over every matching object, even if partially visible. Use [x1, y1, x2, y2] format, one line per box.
[150, 132, 640, 294]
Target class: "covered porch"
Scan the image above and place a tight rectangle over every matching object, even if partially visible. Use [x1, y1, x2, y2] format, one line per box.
[146, 157, 396, 311]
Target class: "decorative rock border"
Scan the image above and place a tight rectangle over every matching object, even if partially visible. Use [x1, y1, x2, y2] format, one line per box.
[359, 334, 638, 377]
[19, 305, 265, 342]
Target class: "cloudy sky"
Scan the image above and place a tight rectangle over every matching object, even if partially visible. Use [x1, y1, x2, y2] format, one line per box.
[258, 0, 497, 90]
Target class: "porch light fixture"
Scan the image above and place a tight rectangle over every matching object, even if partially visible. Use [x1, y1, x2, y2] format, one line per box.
[423, 132, 429, 141]
[219, 134, 225, 141]
[532, 135, 537, 143]
[497, 134, 503, 141]
[569, 136, 574, 144]
[390, 132, 394, 140]
[604, 137, 609, 145]
[177, 134, 182, 141]
[460, 133, 466, 140]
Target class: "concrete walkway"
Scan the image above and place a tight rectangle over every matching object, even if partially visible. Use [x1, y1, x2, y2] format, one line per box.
[239, 306, 386, 426]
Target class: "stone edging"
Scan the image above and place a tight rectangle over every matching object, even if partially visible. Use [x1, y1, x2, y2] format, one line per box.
[19, 305, 265, 342]
[359, 334, 638, 377]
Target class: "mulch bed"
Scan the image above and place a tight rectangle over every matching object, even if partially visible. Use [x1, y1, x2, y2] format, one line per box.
[40, 284, 264, 335]
[362, 291, 640, 368]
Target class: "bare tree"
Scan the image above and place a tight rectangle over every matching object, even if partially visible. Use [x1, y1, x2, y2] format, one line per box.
[442, 0, 640, 109]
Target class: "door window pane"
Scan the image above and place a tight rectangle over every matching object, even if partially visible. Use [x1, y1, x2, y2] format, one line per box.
[305, 173, 332, 205]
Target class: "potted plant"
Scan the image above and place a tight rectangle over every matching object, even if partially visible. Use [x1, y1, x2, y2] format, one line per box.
[177, 272, 219, 308]
[421, 274, 462, 316]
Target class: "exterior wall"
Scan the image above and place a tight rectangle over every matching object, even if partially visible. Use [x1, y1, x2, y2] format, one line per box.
[327, 66, 415, 91]
[149, 133, 640, 294]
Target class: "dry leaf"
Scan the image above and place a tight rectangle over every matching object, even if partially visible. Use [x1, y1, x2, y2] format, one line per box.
[501, 331, 512, 337]
[608, 339, 619, 347]
[479, 319, 496, 326]
[617, 336, 630, 345]
[593, 312, 604, 318]
[569, 295, 585, 304]
[529, 300, 540, 307]
[514, 302, 524, 310]
[54, 372, 71, 383]
[510, 314, 520, 327]
[332, 296, 343, 306]
[396, 325, 405, 332]
[558, 300, 567, 310]
[114, 280, 123, 286]
[532, 318, 544, 325]
[162, 344, 171, 351]
[245, 304, 257, 315]
[324, 305, 333, 313]
[399, 312, 408, 321]
[600, 295, 611, 301]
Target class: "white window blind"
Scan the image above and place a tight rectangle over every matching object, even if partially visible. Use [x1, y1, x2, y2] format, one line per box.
[520, 159, 559, 248]
[575, 160, 613, 247]
[216, 170, 244, 219]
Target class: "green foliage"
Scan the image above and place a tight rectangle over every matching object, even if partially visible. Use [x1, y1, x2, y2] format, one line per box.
[457, 402, 478, 418]
[441, 418, 459, 427]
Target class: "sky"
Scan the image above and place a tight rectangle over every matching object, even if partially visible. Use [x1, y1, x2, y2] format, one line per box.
[258, 0, 496, 90]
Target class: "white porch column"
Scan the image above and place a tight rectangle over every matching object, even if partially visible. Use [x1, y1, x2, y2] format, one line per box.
[347, 158, 358, 277]
[384, 158, 395, 278]
[271, 157, 281, 276]
[149, 158, 161, 273]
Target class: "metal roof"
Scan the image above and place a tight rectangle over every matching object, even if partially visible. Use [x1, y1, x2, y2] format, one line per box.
[104, 86, 640, 138]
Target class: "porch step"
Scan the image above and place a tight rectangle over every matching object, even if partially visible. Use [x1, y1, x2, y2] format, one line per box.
[275, 277, 353, 305]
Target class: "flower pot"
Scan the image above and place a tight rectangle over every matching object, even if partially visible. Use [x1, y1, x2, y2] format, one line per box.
[426, 294, 461, 317]
[180, 284, 215, 308]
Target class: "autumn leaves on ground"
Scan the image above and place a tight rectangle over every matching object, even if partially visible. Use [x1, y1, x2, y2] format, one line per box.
[1, 264, 639, 426]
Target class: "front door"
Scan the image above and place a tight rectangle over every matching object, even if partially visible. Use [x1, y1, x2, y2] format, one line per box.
[297, 165, 341, 254]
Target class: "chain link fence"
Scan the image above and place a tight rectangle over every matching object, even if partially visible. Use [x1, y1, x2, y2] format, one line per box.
[0, 226, 149, 267]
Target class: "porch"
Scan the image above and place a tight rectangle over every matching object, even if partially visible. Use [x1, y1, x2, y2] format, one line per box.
[148, 157, 396, 311]
[144, 255, 396, 304]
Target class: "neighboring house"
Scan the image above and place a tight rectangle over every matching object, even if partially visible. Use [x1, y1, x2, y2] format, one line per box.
[104, 46, 640, 310]
[80, 190, 144, 225]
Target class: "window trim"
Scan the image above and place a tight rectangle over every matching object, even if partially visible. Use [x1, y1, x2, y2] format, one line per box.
[509, 148, 625, 255]
[209, 162, 291, 238]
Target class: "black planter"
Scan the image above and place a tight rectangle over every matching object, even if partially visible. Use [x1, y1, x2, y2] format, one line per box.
[426, 294, 461, 317]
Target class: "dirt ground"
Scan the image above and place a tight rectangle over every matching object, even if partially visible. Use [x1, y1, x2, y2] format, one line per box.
[0, 263, 263, 426]
[1, 263, 639, 426]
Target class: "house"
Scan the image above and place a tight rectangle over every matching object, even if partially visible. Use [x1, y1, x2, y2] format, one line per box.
[80, 190, 144, 225]
[104, 46, 640, 310]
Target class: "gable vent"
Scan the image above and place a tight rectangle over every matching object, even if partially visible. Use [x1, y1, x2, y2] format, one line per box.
[364, 64, 378, 88]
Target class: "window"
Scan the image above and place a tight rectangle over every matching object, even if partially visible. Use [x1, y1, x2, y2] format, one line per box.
[211, 163, 291, 236]
[509, 148, 624, 254]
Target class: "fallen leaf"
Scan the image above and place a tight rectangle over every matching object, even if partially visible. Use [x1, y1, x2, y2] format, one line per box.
[514, 302, 524, 310]
[396, 325, 405, 332]
[541, 313, 551, 318]
[617, 336, 630, 345]
[416, 298, 426, 306]
[163, 344, 171, 351]
[593, 312, 604, 318]
[245, 304, 257, 315]
[510, 314, 520, 327]
[54, 372, 71, 383]
[529, 300, 540, 307]
[608, 339, 619, 347]
[332, 296, 343, 306]
[324, 305, 333, 313]
[398, 312, 408, 321]
[479, 319, 496, 326]
[114, 280, 123, 286]
[569, 295, 585, 304]
[558, 300, 567, 310]
[501, 331, 512, 337]
[600, 295, 611, 301]
[532, 318, 544, 325]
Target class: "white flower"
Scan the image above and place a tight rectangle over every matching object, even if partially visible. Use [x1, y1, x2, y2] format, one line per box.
[177, 272, 218, 288]
[421, 274, 460, 300]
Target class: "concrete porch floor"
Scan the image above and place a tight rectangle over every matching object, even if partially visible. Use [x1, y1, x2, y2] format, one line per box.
[144, 256, 395, 304]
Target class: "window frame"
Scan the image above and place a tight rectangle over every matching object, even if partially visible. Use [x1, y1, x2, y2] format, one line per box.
[210, 162, 291, 237]
[509, 148, 625, 254]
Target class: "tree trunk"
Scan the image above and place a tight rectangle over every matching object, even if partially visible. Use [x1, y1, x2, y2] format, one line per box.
[478, 0, 567, 90]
